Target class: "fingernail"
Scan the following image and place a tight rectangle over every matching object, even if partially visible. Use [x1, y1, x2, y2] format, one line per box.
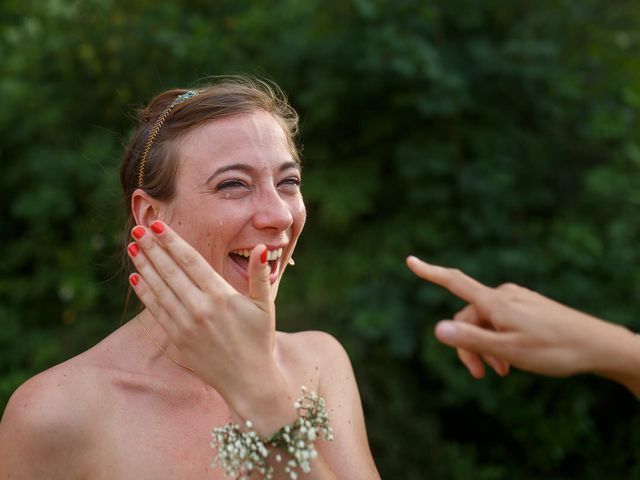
[129, 273, 140, 286]
[436, 321, 457, 341]
[127, 242, 139, 257]
[150, 221, 165, 234]
[261, 248, 268, 264]
[132, 226, 146, 239]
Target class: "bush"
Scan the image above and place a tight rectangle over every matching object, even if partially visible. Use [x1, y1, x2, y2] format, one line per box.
[2, 0, 639, 477]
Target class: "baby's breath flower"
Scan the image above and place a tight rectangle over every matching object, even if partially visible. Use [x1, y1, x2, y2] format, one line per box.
[211, 387, 333, 479]
[211, 421, 274, 479]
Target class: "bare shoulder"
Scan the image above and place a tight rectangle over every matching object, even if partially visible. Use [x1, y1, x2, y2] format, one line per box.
[2, 359, 103, 428]
[0, 356, 107, 477]
[275, 330, 355, 392]
[276, 330, 351, 366]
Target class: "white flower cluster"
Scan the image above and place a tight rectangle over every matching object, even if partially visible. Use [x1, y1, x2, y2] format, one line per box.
[211, 387, 333, 480]
[274, 386, 334, 478]
[211, 419, 274, 480]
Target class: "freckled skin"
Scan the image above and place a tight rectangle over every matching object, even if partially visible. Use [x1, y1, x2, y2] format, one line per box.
[0, 112, 379, 480]
[161, 111, 306, 297]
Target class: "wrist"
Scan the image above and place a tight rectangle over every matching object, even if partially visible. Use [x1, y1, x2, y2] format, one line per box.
[227, 367, 299, 437]
[588, 322, 640, 395]
[212, 386, 334, 480]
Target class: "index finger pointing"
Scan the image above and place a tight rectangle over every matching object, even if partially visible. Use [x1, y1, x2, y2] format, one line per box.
[406, 255, 491, 304]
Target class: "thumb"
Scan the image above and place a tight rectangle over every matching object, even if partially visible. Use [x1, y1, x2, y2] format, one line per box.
[434, 320, 504, 359]
[248, 244, 272, 307]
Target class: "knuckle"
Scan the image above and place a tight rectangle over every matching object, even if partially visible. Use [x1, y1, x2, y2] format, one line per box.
[497, 282, 519, 292]
[151, 283, 170, 302]
[180, 251, 197, 267]
[191, 304, 209, 323]
[158, 263, 179, 278]
[496, 283, 524, 304]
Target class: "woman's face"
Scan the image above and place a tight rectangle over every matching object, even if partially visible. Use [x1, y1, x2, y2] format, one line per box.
[160, 110, 306, 297]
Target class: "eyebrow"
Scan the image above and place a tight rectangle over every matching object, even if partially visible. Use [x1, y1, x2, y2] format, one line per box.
[205, 161, 300, 184]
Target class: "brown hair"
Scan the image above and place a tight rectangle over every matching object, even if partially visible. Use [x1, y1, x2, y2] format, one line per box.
[119, 76, 300, 235]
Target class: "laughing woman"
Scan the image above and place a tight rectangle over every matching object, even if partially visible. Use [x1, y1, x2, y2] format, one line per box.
[0, 78, 380, 479]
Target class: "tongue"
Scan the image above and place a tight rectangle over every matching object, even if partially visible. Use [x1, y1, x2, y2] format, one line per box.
[230, 253, 250, 270]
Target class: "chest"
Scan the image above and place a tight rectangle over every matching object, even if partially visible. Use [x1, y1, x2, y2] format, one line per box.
[80, 337, 322, 480]
[90, 386, 232, 480]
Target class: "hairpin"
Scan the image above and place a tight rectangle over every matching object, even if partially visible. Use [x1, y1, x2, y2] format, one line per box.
[137, 90, 199, 187]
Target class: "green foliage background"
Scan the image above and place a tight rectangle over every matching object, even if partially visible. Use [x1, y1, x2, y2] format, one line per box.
[2, 0, 640, 477]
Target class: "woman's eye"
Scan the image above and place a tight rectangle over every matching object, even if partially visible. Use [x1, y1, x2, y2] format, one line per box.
[216, 180, 248, 191]
[280, 177, 302, 188]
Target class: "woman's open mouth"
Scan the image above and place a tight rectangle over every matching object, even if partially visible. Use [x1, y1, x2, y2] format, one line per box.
[229, 247, 284, 283]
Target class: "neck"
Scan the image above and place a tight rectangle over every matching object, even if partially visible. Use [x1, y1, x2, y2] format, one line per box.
[136, 309, 195, 374]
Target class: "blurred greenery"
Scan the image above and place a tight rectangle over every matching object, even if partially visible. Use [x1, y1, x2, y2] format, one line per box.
[2, 0, 640, 477]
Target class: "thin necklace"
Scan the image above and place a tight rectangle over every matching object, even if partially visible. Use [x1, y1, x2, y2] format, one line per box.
[138, 316, 195, 373]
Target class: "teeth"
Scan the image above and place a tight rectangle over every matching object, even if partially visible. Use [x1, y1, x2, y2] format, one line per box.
[267, 248, 283, 261]
[231, 247, 283, 261]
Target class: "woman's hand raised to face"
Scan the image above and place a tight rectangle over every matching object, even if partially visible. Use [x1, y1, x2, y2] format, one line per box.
[405, 256, 637, 381]
[126, 221, 290, 422]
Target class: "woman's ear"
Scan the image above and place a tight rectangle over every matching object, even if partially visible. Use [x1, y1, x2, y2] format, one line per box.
[131, 188, 161, 227]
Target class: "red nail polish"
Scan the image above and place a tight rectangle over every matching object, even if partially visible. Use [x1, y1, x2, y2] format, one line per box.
[150, 221, 165, 234]
[132, 226, 146, 239]
[261, 248, 268, 264]
[127, 243, 139, 257]
[130, 273, 140, 286]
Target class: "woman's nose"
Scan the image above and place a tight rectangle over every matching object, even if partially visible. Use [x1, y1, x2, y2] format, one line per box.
[252, 188, 294, 231]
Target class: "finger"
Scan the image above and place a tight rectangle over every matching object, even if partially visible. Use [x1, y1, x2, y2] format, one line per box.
[248, 244, 272, 308]
[406, 256, 492, 305]
[127, 236, 192, 330]
[128, 272, 179, 339]
[453, 306, 486, 378]
[482, 354, 510, 376]
[132, 225, 211, 315]
[434, 320, 506, 360]
[458, 348, 486, 379]
[147, 221, 235, 295]
[454, 305, 510, 377]
[454, 304, 482, 327]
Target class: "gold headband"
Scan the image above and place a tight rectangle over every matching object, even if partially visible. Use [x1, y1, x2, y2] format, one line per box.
[137, 90, 199, 187]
